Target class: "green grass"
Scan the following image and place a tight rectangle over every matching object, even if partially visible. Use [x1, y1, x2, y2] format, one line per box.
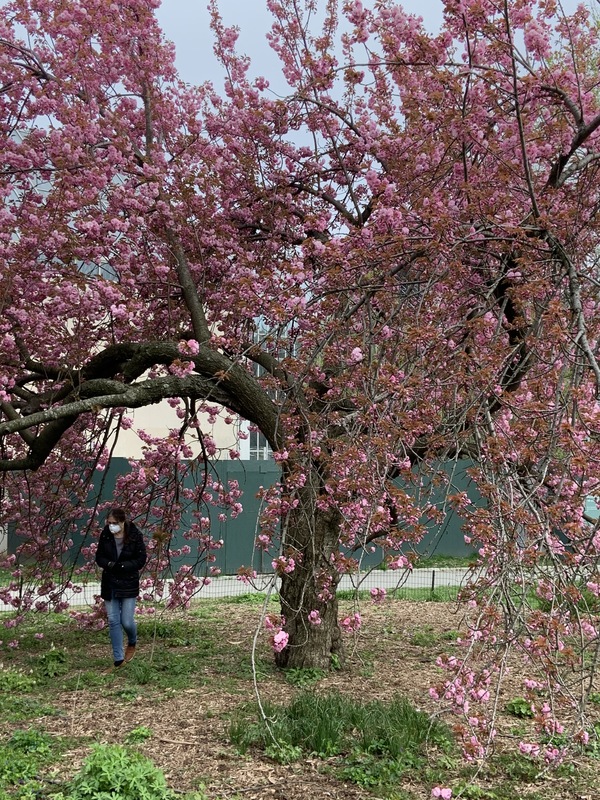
[229, 690, 454, 791]
[336, 586, 460, 602]
[0, 727, 71, 799]
[409, 626, 459, 647]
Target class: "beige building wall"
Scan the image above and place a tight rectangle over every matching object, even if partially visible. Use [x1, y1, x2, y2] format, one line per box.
[111, 401, 249, 460]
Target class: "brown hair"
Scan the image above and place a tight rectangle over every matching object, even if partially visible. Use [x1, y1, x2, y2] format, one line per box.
[107, 507, 127, 524]
[106, 507, 129, 540]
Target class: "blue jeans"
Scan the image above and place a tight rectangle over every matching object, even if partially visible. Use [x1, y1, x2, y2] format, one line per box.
[104, 596, 137, 663]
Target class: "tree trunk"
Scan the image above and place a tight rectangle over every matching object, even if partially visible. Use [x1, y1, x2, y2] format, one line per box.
[275, 491, 344, 670]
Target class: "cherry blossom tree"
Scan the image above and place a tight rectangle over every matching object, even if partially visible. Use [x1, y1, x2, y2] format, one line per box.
[2, 0, 600, 759]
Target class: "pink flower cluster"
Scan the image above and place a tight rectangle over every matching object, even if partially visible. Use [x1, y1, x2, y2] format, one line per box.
[264, 613, 289, 653]
[370, 587, 386, 603]
[271, 555, 296, 575]
[340, 612, 361, 633]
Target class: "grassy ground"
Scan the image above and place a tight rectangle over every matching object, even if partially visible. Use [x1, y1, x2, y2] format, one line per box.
[1, 594, 599, 799]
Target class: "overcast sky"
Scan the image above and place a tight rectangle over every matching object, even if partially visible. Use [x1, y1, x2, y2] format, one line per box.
[155, 0, 446, 88]
[155, 0, 588, 90]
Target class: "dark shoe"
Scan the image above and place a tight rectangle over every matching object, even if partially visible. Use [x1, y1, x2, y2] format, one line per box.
[113, 659, 125, 669]
[124, 644, 136, 663]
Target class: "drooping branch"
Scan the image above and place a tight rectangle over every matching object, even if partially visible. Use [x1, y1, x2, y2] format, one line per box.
[0, 337, 285, 470]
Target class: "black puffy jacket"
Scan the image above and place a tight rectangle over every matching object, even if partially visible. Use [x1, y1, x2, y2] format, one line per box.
[95, 522, 147, 600]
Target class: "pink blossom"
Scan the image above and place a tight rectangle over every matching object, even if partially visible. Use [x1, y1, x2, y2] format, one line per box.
[519, 741, 540, 757]
[432, 788, 452, 799]
[178, 339, 200, 355]
[340, 613, 361, 633]
[272, 556, 296, 575]
[308, 610, 322, 625]
[370, 587, 386, 603]
[272, 630, 289, 652]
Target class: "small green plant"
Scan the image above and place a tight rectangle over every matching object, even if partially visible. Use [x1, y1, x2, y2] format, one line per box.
[284, 667, 326, 687]
[340, 750, 407, 789]
[494, 752, 540, 782]
[410, 626, 439, 647]
[69, 743, 175, 800]
[0, 667, 37, 693]
[265, 741, 303, 764]
[0, 728, 57, 795]
[454, 783, 500, 800]
[37, 646, 69, 678]
[0, 694, 58, 724]
[125, 725, 153, 744]
[505, 697, 534, 718]
[114, 686, 141, 702]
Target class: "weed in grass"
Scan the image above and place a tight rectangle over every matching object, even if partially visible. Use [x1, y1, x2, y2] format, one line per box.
[339, 751, 407, 789]
[0, 667, 37, 693]
[139, 618, 197, 647]
[454, 783, 500, 799]
[126, 659, 155, 685]
[264, 741, 303, 764]
[235, 654, 273, 681]
[410, 626, 440, 647]
[223, 592, 273, 605]
[195, 637, 219, 658]
[493, 752, 540, 782]
[0, 728, 64, 798]
[336, 589, 372, 602]
[590, 691, 600, 705]
[0, 695, 59, 723]
[387, 587, 460, 602]
[114, 687, 140, 702]
[120, 649, 197, 691]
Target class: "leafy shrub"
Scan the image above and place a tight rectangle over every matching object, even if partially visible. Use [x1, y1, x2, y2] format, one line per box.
[37, 646, 69, 678]
[69, 743, 175, 800]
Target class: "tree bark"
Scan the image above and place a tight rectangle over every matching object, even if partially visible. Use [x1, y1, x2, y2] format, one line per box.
[275, 489, 344, 670]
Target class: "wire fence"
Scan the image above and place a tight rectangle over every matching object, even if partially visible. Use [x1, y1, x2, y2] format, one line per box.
[0, 566, 476, 612]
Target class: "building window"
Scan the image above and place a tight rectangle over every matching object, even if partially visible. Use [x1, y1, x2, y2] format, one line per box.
[249, 429, 272, 461]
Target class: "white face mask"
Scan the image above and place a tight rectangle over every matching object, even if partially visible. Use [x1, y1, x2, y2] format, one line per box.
[108, 523, 122, 534]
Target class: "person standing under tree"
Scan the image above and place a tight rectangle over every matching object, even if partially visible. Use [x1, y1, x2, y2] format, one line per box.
[95, 507, 147, 668]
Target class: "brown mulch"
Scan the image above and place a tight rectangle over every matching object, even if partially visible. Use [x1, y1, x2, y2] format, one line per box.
[21, 599, 600, 799]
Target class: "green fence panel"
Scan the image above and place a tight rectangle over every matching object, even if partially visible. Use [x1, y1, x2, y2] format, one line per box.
[7, 458, 479, 569]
